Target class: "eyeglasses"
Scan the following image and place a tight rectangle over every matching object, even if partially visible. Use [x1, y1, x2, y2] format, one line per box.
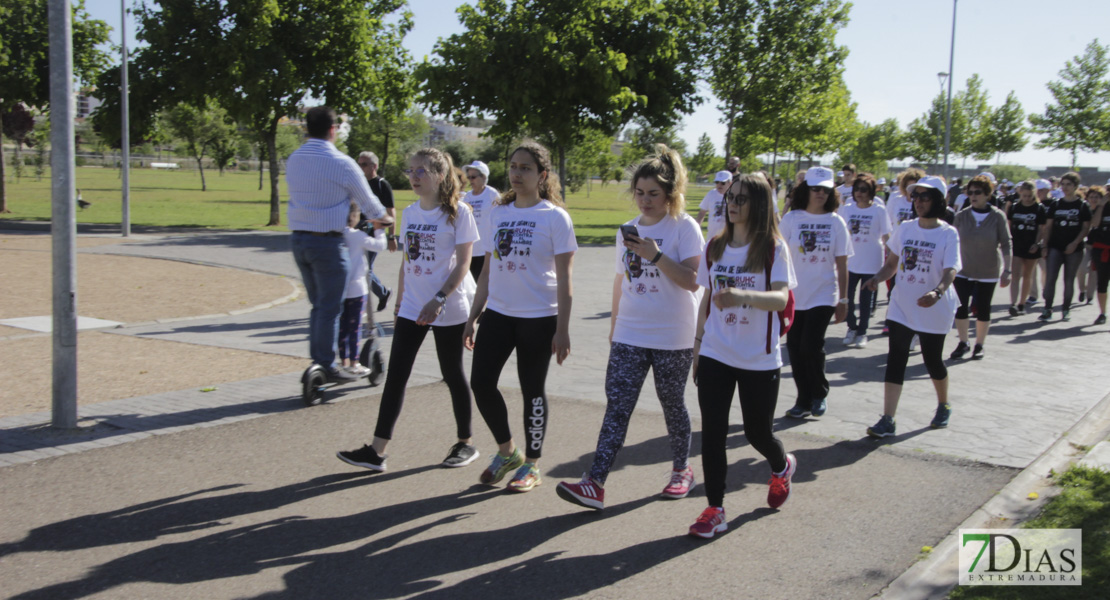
[910, 191, 933, 201]
[727, 194, 750, 206]
[357, 162, 373, 167]
[966, 189, 986, 196]
[403, 168, 428, 178]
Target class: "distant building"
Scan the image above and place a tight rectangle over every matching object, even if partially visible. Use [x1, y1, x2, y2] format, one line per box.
[423, 118, 490, 147]
[76, 89, 102, 120]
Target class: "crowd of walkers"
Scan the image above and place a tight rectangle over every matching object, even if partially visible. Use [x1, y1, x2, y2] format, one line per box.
[287, 113, 1102, 540]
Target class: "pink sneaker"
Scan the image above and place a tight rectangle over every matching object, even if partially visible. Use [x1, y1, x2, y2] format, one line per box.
[768, 453, 797, 509]
[688, 506, 727, 539]
[660, 465, 695, 499]
[556, 476, 604, 510]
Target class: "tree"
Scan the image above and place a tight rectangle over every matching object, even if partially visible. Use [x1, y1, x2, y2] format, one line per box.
[566, 128, 619, 195]
[908, 90, 969, 166]
[132, 0, 414, 225]
[620, 118, 689, 167]
[850, 118, 909, 176]
[706, 0, 850, 162]
[960, 74, 993, 161]
[0, 0, 110, 212]
[981, 92, 1027, 163]
[686, 133, 718, 181]
[419, 0, 712, 191]
[164, 102, 221, 191]
[345, 107, 428, 172]
[1029, 39, 1110, 169]
[1, 102, 35, 180]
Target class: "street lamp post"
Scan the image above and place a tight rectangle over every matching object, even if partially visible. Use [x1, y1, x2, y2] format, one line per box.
[942, 0, 958, 181]
[936, 71, 948, 170]
[121, 0, 130, 237]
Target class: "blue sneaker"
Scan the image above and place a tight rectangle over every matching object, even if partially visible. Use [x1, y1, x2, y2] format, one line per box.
[930, 404, 952, 429]
[785, 403, 811, 419]
[867, 415, 896, 438]
[810, 398, 827, 417]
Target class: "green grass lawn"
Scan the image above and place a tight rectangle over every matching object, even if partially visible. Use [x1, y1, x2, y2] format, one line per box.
[1, 167, 716, 244]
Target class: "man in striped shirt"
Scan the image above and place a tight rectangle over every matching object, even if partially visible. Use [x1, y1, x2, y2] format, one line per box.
[286, 106, 391, 381]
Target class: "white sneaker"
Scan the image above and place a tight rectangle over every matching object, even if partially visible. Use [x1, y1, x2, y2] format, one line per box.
[909, 334, 919, 352]
[854, 334, 868, 348]
[843, 331, 857, 346]
[343, 365, 369, 377]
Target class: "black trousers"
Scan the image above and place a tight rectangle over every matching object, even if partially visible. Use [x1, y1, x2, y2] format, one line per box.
[884, 320, 947, 385]
[785, 305, 835, 404]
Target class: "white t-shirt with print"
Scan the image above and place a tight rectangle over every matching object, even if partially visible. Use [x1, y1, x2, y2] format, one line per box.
[343, 227, 388, 299]
[398, 202, 479, 326]
[612, 213, 705, 350]
[885, 220, 962, 335]
[462, 186, 501, 254]
[698, 188, 727, 240]
[886, 191, 915, 231]
[484, 200, 578, 319]
[779, 210, 853, 310]
[840, 202, 893, 274]
[697, 240, 797, 371]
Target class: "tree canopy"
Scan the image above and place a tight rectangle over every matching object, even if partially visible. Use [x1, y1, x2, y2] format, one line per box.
[1029, 39, 1110, 169]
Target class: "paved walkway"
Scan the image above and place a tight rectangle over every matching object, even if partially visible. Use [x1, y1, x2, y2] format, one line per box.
[2, 224, 1109, 598]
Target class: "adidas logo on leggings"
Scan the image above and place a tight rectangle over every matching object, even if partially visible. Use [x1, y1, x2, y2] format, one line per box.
[528, 396, 546, 452]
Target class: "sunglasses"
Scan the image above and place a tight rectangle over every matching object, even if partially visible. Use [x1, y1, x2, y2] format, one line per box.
[966, 189, 986, 196]
[910, 191, 933, 201]
[403, 168, 428, 178]
[357, 162, 374, 167]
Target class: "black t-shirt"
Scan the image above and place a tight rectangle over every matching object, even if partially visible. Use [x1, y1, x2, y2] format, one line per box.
[1087, 205, 1110, 245]
[367, 176, 394, 210]
[1008, 201, 1047, 251]
[1046, 198, 1092, 250]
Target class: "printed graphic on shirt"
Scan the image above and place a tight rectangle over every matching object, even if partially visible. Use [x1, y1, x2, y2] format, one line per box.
[1052, 207, 1082, 228]
[1011, 212, 1039, 232]
[713, 198, 725, 218]
[622, 241, 664, 284]
[711, 266, 758, 318]
[492, 219, 537, 266]
[793, 223, 833, 260]
[900, 239, 936, 282]
[403, 224, 441, 275]
[848, 213, 879, 242]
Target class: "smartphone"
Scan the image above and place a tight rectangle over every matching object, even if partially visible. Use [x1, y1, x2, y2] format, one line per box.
[619, 224, 640, 241]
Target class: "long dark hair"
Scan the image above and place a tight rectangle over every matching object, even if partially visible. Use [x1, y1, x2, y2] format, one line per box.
[789, 181, 840, 213]
[499, 141, 564, 207]
[707, 173, 781, 273]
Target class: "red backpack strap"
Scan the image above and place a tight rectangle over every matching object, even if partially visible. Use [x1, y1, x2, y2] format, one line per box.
[765, 243, 774, 354]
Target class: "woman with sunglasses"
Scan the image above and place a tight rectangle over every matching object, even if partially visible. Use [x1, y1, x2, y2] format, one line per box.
[864, 176, 961, 438]
[1006, 181, 1048, 316]
[557, 146, 703, 510]
[696, 170, 735, 240]
[688, 173, 797, 539]
[1037, 172, 1091, 322]
[839, 173, 892, 348]
[461, 161, 501, 281]
[781, 167, 852, 419]
[950, 175, 1012, 360]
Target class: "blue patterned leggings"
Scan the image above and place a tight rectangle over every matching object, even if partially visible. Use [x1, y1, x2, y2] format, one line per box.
[588, 342, 694, 485]
[338, 296, 365, 361]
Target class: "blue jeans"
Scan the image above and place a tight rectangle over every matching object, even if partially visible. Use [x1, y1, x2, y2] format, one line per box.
[366, 251, 388, 300]
[291, 233, 350, 369]
[846, 271, 876, 335]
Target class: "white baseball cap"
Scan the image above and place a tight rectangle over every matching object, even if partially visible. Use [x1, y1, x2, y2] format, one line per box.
[836, 170, 844, 178]
[714, 170, 733, 183]
[878, 178, 887, 185]
[906, 175, 948, 195]
[465, 160, 490, 178]
[806, 166, 835, 188]
[1035, 179, 1051, 190]
[978, 171, 997, 183]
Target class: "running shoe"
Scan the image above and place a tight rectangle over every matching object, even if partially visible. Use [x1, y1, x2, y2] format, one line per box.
[867, 414, 896, 439]
[688, 506, 727, 539]
[930, 403, 952, 429]
[661, 465, 696, 499]
[336, 445, 387, 471]
[767, 453, 797, 509]
[1038, 308, 1052, 322]
[1017, 304, 1026, 315]
[854, 334, 868, 349]
[971, 344, 984, 360]
[479, 448, 525, 485]
[376, 288, 392, 312]
[1079, 292, 1086, 304]
[1027, 295, 1038, 305]
[1008, 305, 1019, 317]
[556, 475, 605, 510]
[843, 331, 857, 346]
[1095, 314, 1107, 325]
[441, 442, 480, 468]
[507, 462, 542, 492]
[810, 397, 827, 417]
[1062, 309, 1071, 322]
[328, 366, 359, 381]
[784, 403, 811, 419]
[949, 341, 970, 360]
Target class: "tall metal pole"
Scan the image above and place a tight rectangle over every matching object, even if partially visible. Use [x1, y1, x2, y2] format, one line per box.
[49, 0, 78, 429]
[942, 0, 957, 182]
[935, 72, 948, 170]
[121, 0, 131, 237]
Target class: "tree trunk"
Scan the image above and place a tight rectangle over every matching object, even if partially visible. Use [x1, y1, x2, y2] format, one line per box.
[723, 106, 737, 167]
[266, 119, 281, 226]
[0, 136, 8, 213]
[13, 143, 22, 181]
[771, 133, 780, 179]
[557, 145, 567, 199]
[258, 149, 264, 191]
[195, 149, 208, 192]
[380, 130, 391, 172]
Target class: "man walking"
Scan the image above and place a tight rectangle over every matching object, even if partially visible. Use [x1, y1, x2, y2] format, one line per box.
[287, 106, 391, 381]
[356, 151, 396, 311]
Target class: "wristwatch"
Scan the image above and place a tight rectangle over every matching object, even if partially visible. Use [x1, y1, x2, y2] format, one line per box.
[434, 291, 448, 305]
[837, 297, 849, 305]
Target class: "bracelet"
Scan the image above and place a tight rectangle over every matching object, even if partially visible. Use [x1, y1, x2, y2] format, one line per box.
[932, 287, 944, 296]
[694, 336, 702, 342]
[652, 250, 664, 264]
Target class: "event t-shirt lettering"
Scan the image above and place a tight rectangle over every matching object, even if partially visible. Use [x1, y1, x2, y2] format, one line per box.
[779, 210, 853, 309]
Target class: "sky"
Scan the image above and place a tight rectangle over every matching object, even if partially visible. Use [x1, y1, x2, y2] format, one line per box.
[87, 0, 1110, 170]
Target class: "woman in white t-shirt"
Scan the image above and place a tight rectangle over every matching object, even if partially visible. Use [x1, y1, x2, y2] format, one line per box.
[780, 166, 852, 419]
[464, 142, 577, 493]
[687, 173, 798, 539]
[556, 146, 704, 511]
[695, 171, 732, 239]
[865, 175, 961, 438]
[839, 173, 892, 349]
[337, 148, 480, 472]
[461, 160, 501, 281]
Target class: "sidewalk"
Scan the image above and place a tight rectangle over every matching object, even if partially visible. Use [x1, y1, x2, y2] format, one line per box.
[2, 224, 1109, 598]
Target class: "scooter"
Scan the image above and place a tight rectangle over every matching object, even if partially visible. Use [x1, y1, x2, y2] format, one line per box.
[301, 337, 385, 406]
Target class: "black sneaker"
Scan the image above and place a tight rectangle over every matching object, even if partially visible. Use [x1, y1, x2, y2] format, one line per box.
[1008, 305, 1019, 317]
[971, 344, 984, 360]
[1095, 314, 1107, 325]
[336, 445, 387, 471]
[1079, 292, 1086, 304]
[810, 397, 827, 417]
[785, 403, 811, 418]
[1062, 309, 1071, 322]
[1027, 296, 1038, 305]
[377, 288, 392, 312]
[1017, 304, 1026, 315]
[949, 341, 970, 360]
[930, 404, 952, 429]
[441, 442, 480, 468]
[1038, 308, 1052, 322]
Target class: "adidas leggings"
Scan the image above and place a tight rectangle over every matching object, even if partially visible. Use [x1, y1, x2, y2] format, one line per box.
[588, 342, 693, 485]
[338, 296, 365, 361]
[373, 317, 472, 441]
[471, 310, 557, 460]
[696, 356, 787, 507]
[884, 320, 947, 385]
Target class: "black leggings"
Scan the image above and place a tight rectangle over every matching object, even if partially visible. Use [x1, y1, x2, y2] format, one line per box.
[1092, 247, 1110, 295]
[373, 318, 471, 440]
[953, 277, 997, 322]
[469, 255, 485, 282]
[471, 310, 557, 459]
[884, 320, 947, 385]
[785, 305, 835, 404]
[697, 356, 786, 507]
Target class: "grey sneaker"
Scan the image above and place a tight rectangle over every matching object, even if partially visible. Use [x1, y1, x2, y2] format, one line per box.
[441, 442, 480, 468]
[867, 415, 896, 438]
[930, 404, 952, 429]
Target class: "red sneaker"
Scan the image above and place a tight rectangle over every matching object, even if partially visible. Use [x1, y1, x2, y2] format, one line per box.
[768, 453, 797, 509]
[688, 506, 727, 539]
[556, 476, 604, 510]
[661, 465, 695, 499]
